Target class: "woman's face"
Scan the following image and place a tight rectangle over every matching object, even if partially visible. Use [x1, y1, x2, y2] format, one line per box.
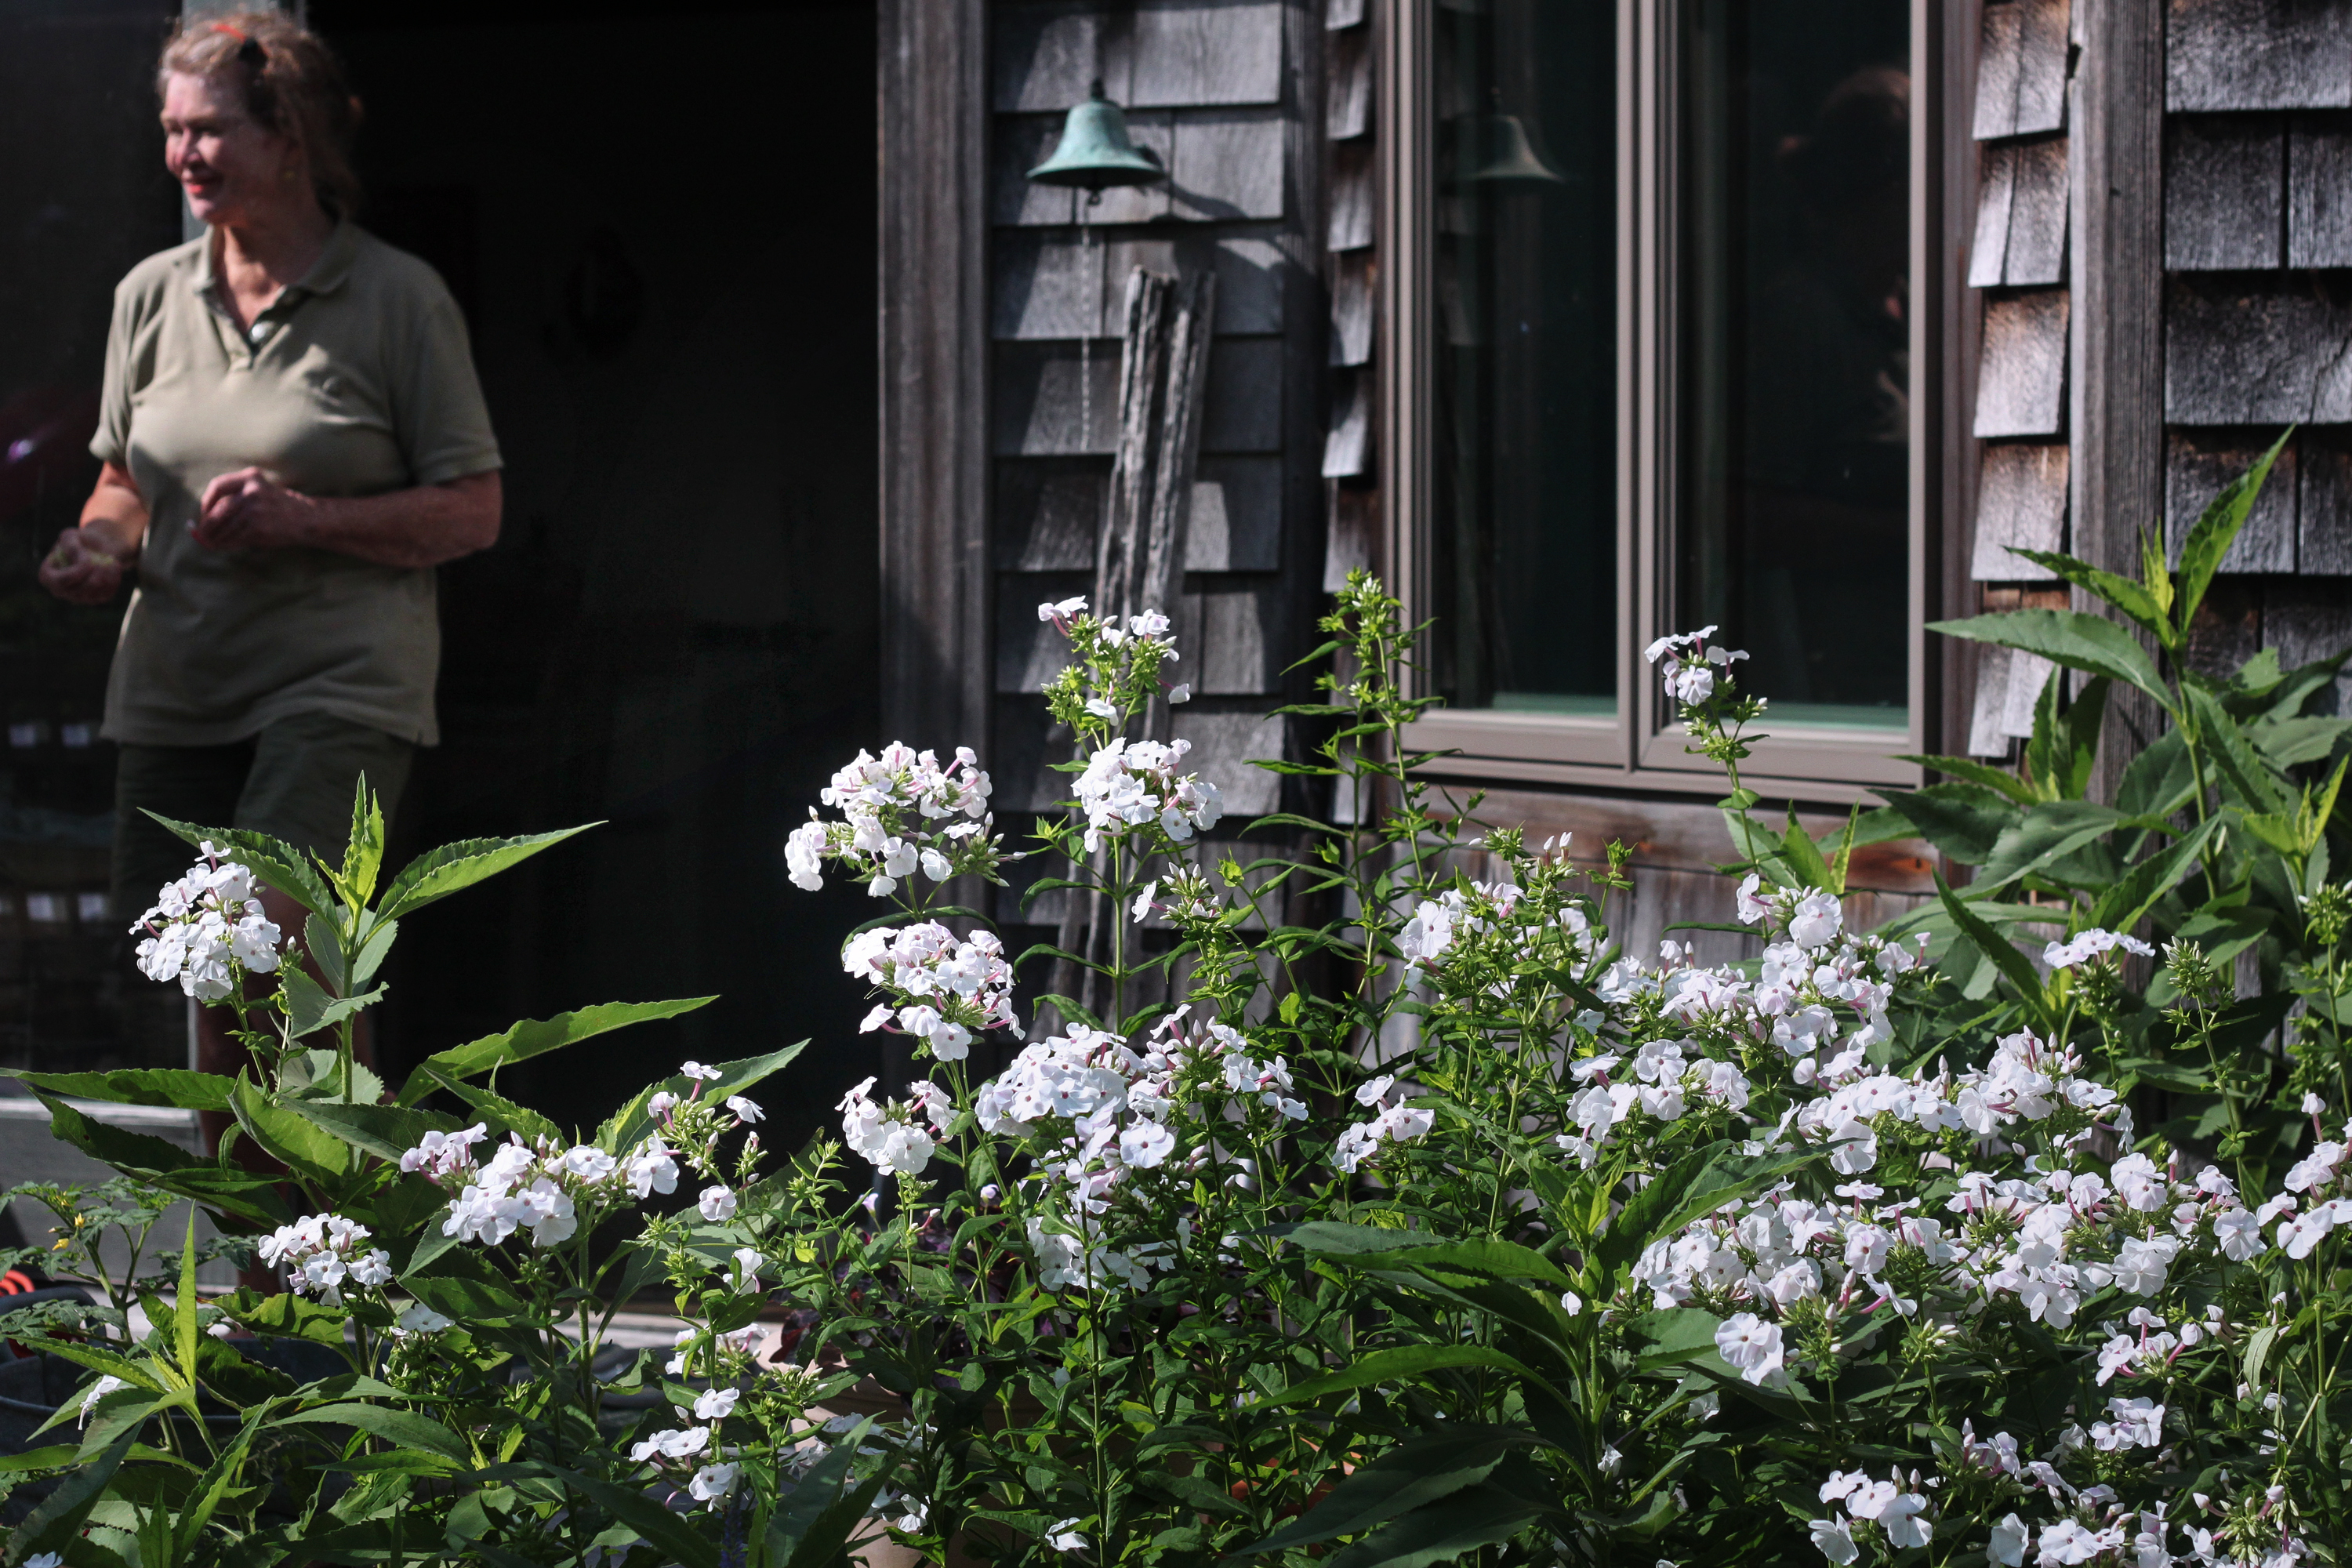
[162, 70, 303, 229]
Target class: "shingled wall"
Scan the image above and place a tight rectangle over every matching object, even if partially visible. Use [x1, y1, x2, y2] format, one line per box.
[1965, 0, 2352, 753]
[985, 0, 1329, 925]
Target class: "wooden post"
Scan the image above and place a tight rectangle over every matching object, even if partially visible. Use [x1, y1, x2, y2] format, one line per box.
[1057, 266, 1219, 1018]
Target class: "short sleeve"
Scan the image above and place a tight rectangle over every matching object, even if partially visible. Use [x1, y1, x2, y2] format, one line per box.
[88, 277, 139, 468]
[388, 281, 502, 487]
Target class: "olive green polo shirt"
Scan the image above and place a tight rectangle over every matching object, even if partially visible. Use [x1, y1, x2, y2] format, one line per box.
[90, 221, 501, 748]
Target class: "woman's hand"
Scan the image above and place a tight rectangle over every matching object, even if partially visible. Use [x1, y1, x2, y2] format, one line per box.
[191, 466, 317, 551]
[38, 528, 130, 604]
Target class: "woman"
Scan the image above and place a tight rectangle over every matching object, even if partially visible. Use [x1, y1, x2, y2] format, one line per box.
[36, 13, 499, 1087]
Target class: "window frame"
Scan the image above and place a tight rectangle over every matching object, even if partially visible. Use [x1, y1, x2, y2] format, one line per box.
[1377, 0, 1944, 803]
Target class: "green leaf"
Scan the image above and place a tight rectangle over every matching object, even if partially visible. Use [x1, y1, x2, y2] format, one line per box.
[1929, 610, 2172, 713]
[32, 1096, 290, 1229]
[2005, 550, 2173, 647]
[1599, 1143, 1817, 1282]
[375, 826, 600, 923]
[395, 997, 718, 1106]
[139, 814, 337, 919]
[271, 1403, 470, 1462]
[1935, 869, 2049, 1023]
[0, 1068, 232, 1112]
[1871, 782, 2018, 866]
[350, 915, 400, 989]
[2176, 426, 2292, 633]
[2187, 682, 2292, 815]
[173, 1208, 199, 1396]
[2087, 816, 2221, 934]
[334, 775, 387, 908]
[228, 1076, 354, 1184]
[229, 1292, 351, 1346]
[280, 967, 386, 1040]
[1895, 755, 2036, 806]
[5, 1425, 135, 1562]
[416, 1067, 564, 1146]
[1322, 1484, 1547, 1568]
[2025, 671, 2110, 802]
[540, 1466, 720, 1568]
[1234, 1428, 1534, 1555]
[285, 1101, 466, 1164]
[2116, 729, 2198, 820]
[305, 911, 349, 993]
[596, 1041, 806, 1156]
[1975, 800, 2128, 892]
[2245, 1323, 2280, 1390]
[1251, 1343, 1565, 1411]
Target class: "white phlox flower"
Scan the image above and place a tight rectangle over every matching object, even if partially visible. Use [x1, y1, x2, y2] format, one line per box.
[787, 742, 1003, 895]
[838, 1076, 942, 1175]
[427, 1129, 680, 1249]
[844, 921, 1022, 1056]
[1645, 626, 1748, 707]
[2044, 928, 2157, 971]
[1071, 737, 1222, 854]
[256, 1213, 394, 1308]
[129, 848, 287, 1001]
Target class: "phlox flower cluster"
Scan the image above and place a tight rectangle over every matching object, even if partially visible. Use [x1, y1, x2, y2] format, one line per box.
[1809, 1466, 1934, 1561]
[256, 1213, 392, 1307]
[844, 920, 1019, 1061]
[1397, 878, 1602, 974]
[1645, 625, 1748, 706]
[2045, 927, 2157, 971]
[1072, 737, 1223, 854]
[839, 1076, 954, 1177]
[1333, 1073, 1436, 1172]
[1038, 597, 1191, 720]
[629, 1393, 742, 1509]
[410, 1129, 679, 1249]
[976, 1010, 1299, 1292]
[129, 848, 285, 1002]
[1554, 1039, 1755, 1168]
[786, 742, 1001, 898]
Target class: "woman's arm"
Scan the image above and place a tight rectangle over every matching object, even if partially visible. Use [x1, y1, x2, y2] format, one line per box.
[38, 462, 150, 604]
[190, 468, 501, 569]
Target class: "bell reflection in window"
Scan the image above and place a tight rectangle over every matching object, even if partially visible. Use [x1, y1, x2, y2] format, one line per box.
[1680, 1, 1910, 726]
[1431, 0, 1617, 716]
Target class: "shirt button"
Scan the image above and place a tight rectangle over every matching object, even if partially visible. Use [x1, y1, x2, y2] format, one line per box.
[249, 322, 270, 342]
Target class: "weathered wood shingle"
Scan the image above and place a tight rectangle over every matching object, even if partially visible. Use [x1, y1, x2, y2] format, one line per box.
[1974, 290, 2073, 437]
[2288, 111, 2352, 267]
[2166, 0, 2352, 112]
[1972, 443, 2069, 579]
[1972, 137, 2071, 287]
[995, 2, 1286, 111]
[2165, 274, 2352, 425]
[1975, 0, 2071, 139]
[2165, 114, 2285, 270]
[994, 229, 1286, 338]
[2299, 426, 2352, 574]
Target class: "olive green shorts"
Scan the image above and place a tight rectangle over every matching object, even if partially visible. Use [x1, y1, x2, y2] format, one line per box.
[111, 711, 415, 922]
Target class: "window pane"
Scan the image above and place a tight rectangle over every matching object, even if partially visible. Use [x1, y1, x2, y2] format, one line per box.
[1431, 0, 1617, 717]
[1678, 0, 1909, 728]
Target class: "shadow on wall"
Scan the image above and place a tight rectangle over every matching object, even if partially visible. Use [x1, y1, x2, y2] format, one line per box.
[309, 0, 883, 1152]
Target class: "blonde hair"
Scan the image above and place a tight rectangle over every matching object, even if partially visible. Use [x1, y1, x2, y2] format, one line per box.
[158, 11, 365, 218]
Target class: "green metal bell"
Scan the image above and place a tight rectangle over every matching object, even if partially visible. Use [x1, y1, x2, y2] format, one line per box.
[1027, 80, 1165, 201]
[1462, 114, 1570, 185]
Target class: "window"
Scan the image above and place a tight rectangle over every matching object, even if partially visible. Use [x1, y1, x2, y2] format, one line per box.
[1387, 0, 1933, 795]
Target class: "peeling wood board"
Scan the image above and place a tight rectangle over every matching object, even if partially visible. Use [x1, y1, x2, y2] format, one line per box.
[993, 228, 1287, 338]
[1323, 368, 1370, 477]
[2166, 0, 2352, 111]
[993, 340, 1124, 454]
[2165, 274, 2352, 425]
[2004, 137, 2070, 285]
[2299, 424, 2352, 573]
[1330, 248, 1376, 365]
[1973, 289, 2071, 437]
[1969, 142, 2018, 289]
[1965, 643, 2056, 756]
[1175, 575, 1283, 693]
[995, 110, 1285, 227]
[1328, 22, 1372, 140]
[1326, 0, 1365, 27]
[993, 2, 1284, 112]
[996, 571, 1091, 692]
[1972, 443, 2069, 579]
[1186, 455, 1283, 571]
[1329, 139, 1375, 251]
[1974, 0, 2069, 139]
[2165, 114, 2285, 271]
[2289, 111, 2352, 267]
[1323, 481, 1376, 591]
[996, 459, 1108, 569]
[1974, 4, 2025, 140]
[2167, 428, 2298, 572]
[1200, 335, 1285, 452]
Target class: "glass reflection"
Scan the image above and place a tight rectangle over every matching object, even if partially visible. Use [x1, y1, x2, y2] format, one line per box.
[1679, 0, 1909, 728]
[1432, 0, 1617, 717]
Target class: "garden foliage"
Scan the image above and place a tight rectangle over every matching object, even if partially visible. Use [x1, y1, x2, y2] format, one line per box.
[2, 445, 2350, 1567]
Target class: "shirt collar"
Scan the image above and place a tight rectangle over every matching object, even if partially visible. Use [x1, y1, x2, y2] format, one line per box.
[190, 219, 360, 307]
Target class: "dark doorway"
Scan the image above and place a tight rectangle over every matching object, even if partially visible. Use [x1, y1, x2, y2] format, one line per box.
[303, 0, 883, 1146]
